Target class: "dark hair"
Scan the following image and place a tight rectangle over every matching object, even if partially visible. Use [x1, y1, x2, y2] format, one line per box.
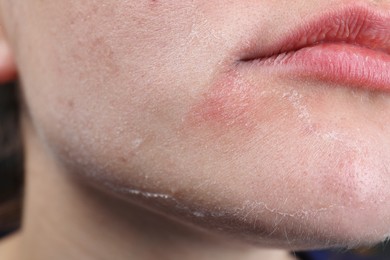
[0, 82, 23, 235]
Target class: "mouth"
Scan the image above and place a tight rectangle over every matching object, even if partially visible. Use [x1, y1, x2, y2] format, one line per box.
[238, 5, 390, 91]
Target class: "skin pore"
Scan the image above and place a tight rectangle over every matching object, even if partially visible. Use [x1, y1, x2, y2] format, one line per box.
[0, 0, 390, 259]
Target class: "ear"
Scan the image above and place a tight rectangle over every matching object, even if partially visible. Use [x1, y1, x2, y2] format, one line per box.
[0, 26, 16, 84]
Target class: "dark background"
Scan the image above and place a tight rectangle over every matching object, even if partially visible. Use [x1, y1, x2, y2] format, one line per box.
[0, 82, 23, 237]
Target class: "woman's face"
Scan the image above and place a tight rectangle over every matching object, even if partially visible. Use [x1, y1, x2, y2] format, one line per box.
[3, 0, 390, 249]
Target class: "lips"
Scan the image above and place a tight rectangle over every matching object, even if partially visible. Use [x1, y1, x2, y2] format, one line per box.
[239, 5, 390, 91]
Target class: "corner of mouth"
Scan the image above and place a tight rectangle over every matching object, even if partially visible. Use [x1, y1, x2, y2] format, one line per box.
[238, 4, 390, 63]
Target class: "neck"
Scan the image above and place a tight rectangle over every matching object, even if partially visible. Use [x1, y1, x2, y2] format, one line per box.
[9, 119, 295, 260]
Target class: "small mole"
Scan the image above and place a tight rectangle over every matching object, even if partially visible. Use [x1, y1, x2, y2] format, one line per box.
[119, 156, 127, 163]
[67, 100, 74, 109]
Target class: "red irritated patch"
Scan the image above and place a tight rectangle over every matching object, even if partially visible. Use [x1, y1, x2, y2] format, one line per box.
[182, 70, 285, 141]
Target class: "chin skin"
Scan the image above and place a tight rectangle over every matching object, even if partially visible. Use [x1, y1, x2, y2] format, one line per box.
[7, 0, 390, 251]
[173, 69, 390, 249]
[41, 66, 390, 251]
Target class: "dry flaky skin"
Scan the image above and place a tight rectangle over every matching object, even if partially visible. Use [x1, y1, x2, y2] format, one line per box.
[3, 0, 390, 250]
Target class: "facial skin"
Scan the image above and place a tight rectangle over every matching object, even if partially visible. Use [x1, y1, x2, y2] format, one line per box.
[1, 0, 390, 253]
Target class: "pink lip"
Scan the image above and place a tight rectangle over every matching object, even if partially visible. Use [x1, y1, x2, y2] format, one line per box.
[239, 5, 390, 91]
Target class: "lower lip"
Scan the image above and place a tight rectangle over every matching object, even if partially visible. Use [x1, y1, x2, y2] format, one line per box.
[245, 43, 390, 91]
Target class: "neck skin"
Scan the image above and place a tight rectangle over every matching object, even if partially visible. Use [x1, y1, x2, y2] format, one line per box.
[1, 117, 295, 260]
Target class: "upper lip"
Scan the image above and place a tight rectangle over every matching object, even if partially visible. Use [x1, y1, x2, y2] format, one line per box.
[240, 4, 390, 61]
